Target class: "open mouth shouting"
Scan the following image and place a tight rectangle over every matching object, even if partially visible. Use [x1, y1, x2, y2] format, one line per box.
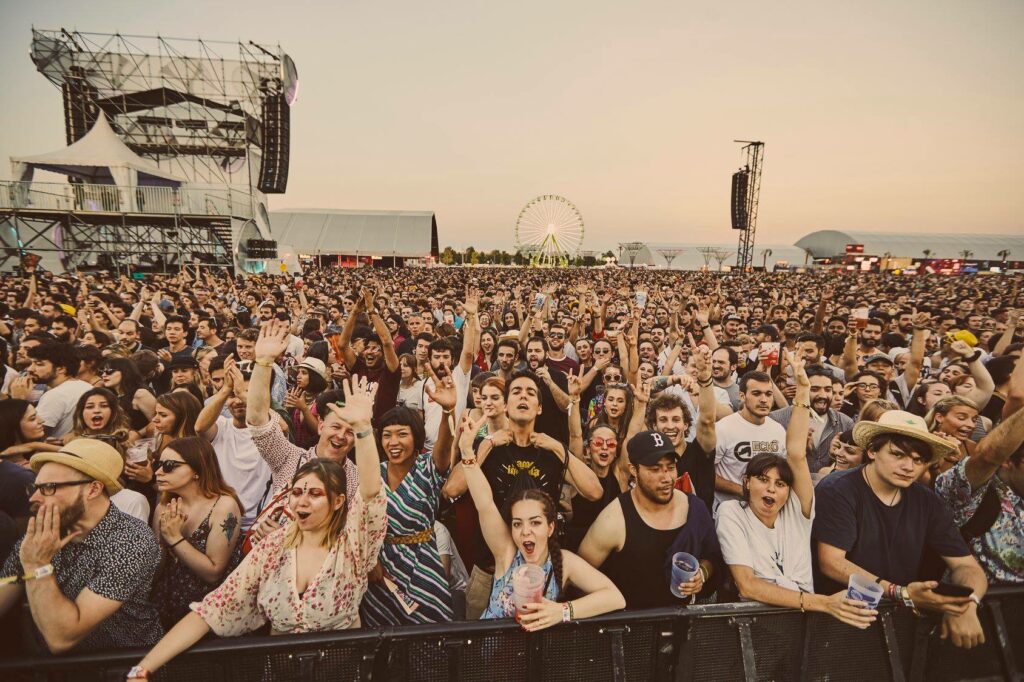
[761, 494, 777, 510]
[90, 414, 105, 428]
[521, 540, 536, 556]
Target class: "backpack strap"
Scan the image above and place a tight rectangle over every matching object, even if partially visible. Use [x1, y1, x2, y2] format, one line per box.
[959, 484, 1001, 541]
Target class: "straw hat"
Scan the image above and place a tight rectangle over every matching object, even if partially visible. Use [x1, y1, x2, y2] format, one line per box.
[298, 357, 328, 381]
[852, 410, 957, 465]
[30, 438, 125, 495]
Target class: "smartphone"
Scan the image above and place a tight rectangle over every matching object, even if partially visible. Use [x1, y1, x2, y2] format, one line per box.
[635, 291, 648, 310]
[934, 582, 973, 598]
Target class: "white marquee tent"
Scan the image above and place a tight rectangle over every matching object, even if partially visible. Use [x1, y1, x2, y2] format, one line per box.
[10, 115, 185, 210]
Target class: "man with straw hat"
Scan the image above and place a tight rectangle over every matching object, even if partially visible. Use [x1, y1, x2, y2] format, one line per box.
[0, 439, 162, 654]
[813, 411, 989, 649]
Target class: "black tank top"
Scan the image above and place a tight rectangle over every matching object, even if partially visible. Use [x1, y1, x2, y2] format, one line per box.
[605, 491, 684, 609]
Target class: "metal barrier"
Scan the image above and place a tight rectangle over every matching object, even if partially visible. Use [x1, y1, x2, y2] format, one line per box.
[1, 586, 1020, 682]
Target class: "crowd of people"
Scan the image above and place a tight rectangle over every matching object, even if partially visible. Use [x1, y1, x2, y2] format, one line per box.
[0, 264, 1020, 679]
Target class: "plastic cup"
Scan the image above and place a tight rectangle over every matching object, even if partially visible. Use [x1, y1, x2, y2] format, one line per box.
[126, 439, 153, 464]
[854, 308, 870, 330]
[511, 564, 546, 616]
[847, 574, 883, 609]
[670, 552, 699, 599]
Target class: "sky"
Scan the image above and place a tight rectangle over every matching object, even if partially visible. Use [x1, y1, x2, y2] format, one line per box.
[1, 0, 1022, 254]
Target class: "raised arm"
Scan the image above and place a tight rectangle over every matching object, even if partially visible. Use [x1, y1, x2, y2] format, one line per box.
[458, 417, 515, 566]
[363, 287, 399, 372]
[247, 320, 290, 427]
[459, 287, 481, 375]
[423, 364, 457, 472]
[692, 341, 718, 454]
[326, 375, 382, 499]
[336, 295, 363, 369]
[962, 356, 1024, 489]
[783, 352, 814, 518]
[567, 366, 584, 459]
[992, 310, 1020, 357]
[904, 312, 930, 390]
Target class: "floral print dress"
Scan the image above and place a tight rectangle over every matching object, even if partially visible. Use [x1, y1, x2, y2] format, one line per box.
[191, 487, 387, 635]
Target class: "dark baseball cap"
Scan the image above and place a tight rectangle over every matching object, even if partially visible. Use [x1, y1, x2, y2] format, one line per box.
[627, 430, 677, 467]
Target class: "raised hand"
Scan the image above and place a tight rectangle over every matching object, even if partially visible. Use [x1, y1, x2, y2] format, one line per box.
[530, 432, 566, 461]
[787, 351, 809, 388]
[284, 387, 307, 410]
[424, 363, 457, 411]
[463, 286, 480, 315]
[255, 319, 291, 362]
[19, 504, 80, 571]
[567, 366, 584, 398]
[949, 340, 973, 358]
[326, 374, 378, 429]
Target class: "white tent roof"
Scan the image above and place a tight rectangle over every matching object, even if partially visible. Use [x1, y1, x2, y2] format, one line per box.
[269, 209, 438, 258]
[10, 115, 185, 186]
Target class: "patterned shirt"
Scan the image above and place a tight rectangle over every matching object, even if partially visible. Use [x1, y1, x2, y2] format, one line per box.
[248, 418, 359, 502]
[935, 459, 1024, 585]
[2, 503, 163, 652]
[191, 487, 387, 635]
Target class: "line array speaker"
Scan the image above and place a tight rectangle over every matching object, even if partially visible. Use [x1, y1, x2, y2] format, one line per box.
[62, 69, 98, 145]
[731, 170, 750, 230]
[257, 93, 290, 194]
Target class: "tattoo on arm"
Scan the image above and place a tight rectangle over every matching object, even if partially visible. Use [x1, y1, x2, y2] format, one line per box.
[220, 513, 239, 541]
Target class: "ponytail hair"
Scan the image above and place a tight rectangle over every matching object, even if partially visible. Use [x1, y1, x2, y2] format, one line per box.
[506, 486, 562, 600]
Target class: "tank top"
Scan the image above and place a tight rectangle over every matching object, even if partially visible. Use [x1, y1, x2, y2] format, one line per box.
[604, 490, 684, 609]
[481, 551, 559, 620]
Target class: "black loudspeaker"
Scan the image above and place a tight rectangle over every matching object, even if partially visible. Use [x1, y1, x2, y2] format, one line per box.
[62, 69, 98, 144]
[246, 239, 278, 259]
[257, 93, 290, 193]
[731, 170, 750, 230]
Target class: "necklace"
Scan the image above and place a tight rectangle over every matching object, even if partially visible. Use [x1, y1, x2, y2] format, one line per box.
[862, 467, 899, 506]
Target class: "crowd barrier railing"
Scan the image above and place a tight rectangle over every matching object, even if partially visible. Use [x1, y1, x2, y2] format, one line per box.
[1, 585, 1020, 681]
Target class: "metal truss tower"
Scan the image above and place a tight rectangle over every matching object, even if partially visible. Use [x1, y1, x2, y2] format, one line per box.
[734, 140, 764, 271]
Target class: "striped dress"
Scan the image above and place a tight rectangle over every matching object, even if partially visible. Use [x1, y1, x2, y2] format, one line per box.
[359, 452, 454, 625]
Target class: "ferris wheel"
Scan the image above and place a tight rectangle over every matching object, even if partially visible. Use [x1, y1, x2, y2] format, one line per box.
[514, 195, 585, 266]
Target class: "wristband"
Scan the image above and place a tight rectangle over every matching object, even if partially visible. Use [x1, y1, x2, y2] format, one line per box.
[969, 593, 981, 607]
[254, 359, 275, 368]
[126, 665, 151, 679]
[355, 428, 373, 439]
[562, 602, 571, 623]
[792, 401, 810, 410]
[169, 537, 186, 549]
[967, 350, 983, 363]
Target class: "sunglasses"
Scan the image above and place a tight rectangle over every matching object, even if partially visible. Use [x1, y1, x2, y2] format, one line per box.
[604, 376, 624, 383]
[548, 332, 565, 339]
[590, 437, 618, 450]
[99, 368, 117, 376]
[152, 460, 188, 474]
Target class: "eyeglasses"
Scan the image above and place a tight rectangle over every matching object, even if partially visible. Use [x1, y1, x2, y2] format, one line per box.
[152, 460, 188, 474]
[856, 383, 881, 391]
[594, 348, 612, 355]
[28, 480, 94, 497]
[548, 332, 565, 339]
[604, 376, 623, 383]
[590, 437, 618, 450]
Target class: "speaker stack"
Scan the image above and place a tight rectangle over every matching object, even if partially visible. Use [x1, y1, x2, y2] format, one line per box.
[62, 68, 98, 145]
[731, 170, 750, 230]
[257, 93, 290, 193]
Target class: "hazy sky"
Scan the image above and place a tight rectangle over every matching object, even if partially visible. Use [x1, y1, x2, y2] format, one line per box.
[2, 1, 1022, 253]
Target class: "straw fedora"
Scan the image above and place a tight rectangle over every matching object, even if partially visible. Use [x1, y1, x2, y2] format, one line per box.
[852, 410, 957, 465]
[30, 438, 125, 495]
[298, 357, 329, 382]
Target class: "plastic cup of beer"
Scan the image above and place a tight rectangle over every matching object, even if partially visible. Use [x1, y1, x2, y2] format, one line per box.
[847, 574, 883, 609]
[854, 308, 870, 330]
[511, 564, 546, 616]
[126, 438, 154, 464]
[670, 552, 700, 599]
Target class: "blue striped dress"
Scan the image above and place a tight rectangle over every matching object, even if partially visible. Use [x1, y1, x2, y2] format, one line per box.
[359, 452, 454, 625]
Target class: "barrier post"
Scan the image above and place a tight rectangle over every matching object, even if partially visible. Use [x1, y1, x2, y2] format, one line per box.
[730, 617, 758, 682]
[987, 598, 1019, 680]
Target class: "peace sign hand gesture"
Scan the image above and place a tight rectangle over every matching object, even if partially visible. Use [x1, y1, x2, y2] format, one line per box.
[424, 363, 457, 411]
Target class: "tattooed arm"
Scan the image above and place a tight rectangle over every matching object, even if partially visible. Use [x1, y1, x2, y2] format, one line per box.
[161, 496, 243, 585]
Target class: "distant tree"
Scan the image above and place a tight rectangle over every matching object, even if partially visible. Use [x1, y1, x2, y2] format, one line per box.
[922, 249, 932, 260]
[998, 249, 1011, 263]
[960, 250, 974, 260]
[440, 246, 457, 265]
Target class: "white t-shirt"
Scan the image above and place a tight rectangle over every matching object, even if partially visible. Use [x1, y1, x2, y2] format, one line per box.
[36, 379, 93, 437]
[423, 364, 470, 450]
[716, 491, 815, 594]
[1, 365, 19, 394]
[112, 488, 151, 524]
[210, 416, 272, 530]
[434, 521, 469, 592]
[398, 379, 425, 412]
[714, 412, 787, 506]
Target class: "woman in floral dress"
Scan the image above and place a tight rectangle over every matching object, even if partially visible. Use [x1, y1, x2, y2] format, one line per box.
[128, 372, 386, 679]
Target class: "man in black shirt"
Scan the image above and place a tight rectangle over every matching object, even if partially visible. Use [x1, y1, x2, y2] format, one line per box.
[813, 411, 989, 649]
[523, 337, 571, 443]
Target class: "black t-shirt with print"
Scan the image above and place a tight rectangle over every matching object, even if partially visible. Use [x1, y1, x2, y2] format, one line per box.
[471, 441, 567, 571]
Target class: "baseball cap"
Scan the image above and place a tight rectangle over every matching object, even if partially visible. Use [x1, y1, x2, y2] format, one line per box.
[168, 355, 199, 370]
[627, 430, 677, 467]
[863, 353, 894, 367]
